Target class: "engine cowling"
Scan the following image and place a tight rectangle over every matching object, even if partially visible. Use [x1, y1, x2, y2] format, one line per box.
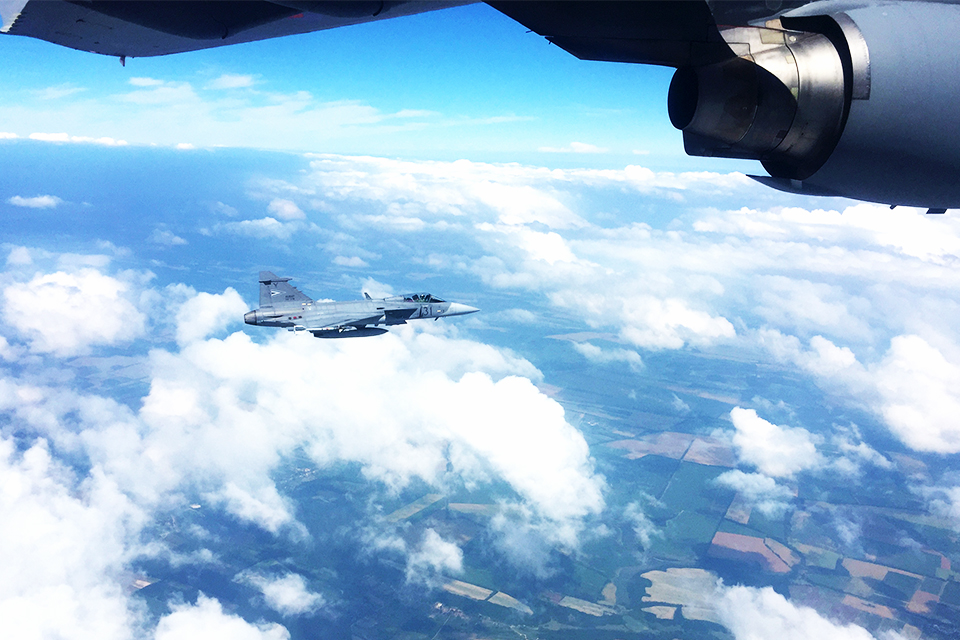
[668, 2, 960, 208]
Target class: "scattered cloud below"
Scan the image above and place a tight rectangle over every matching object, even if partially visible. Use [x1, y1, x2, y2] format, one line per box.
[404, 529, 464, 586]
[237, 572, 326, 617]
[716, 585, 887, 640]
[728, 408, 821, 478]
[2, 268, 146, 356]
[625, 496, 662, 549]
[715, 470, 794, 518]
[154, 594, 290, 640]
[572, 341, 643, 370]
[174, 288, 248, 346]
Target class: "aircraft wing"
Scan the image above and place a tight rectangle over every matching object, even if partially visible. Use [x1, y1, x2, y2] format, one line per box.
[486, 1, 734, 67]
[306, 313, 385, 331]
[1, 1, 466, 58]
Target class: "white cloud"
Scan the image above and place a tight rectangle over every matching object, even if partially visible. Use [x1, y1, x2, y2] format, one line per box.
[129, 77, 165, 87]
[873, 335, 960, 453]
[7, 195, 62, 209]
[0, 437, 141, 640]
[332, 255, 368, 268]
[0, 132, 17, 139]
[3, 269, 146, 356]
[538, 141, 609, 153]
[405, 528, 463, 585]
[716, 585, 883, 640]
[624, 497, 661, 548]
[224, 217, 297, 240]
[715, 470, 794, 518]
[728, 408, 821, 477]
[148, 229, 188, 246]
[572, 342, 643, 370]
[29, 132, 70, 142]
[266, 198, 305, 221]
[24, 133, 125, 146]
[208, 74, 256, 90]
[154, 594, 290, 640]
[360, 277, 393, 298]
[238, 573, 325, 616]
[174, 288, 248, 346]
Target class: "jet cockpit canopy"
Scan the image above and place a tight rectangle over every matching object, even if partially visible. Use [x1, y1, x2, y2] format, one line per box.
[391, 293, 445, 303]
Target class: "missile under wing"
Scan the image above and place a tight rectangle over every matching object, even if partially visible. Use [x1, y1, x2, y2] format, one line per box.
[243, 271, 478, 338]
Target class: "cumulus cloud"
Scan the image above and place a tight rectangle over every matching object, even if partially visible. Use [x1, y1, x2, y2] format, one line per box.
[154, 594, 290, 640]
[174, 288, 248, 346]
[716, 585, 882, 640]
[405, 528, 464, 585]
[267, 198, 305, 221]
[223, 217, 298, 240]
[624, 496, 662, 549]
[0, 437, 141, 640]
[728, 408, 821, 478]
[7, 195, 63, 209]
[238, 572, 326, 616]
[149, 229, 188, 246]
[3, 269, 147, 356]
[332, 255, 368, 268]
[7, 246, 33, 266]
[715, 470, 794, 518]
[572, 341, 643, 370]
[209, 74, 256, 90]
[0, 252, 609, 638]
[873, 335, 960, 453]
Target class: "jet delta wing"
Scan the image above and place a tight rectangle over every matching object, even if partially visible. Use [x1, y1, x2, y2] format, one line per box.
[243, 272, 478, 338]
[6, 1, 960, 209]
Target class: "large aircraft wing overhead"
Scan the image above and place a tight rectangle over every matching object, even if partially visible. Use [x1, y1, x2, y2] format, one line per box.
[486, 1, 733, 67]
[2, 1, 466, 58]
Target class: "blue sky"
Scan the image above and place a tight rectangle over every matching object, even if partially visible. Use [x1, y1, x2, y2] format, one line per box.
[1, 3, 715, 166]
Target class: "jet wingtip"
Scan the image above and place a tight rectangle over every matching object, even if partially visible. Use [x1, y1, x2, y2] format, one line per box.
[259, 270, 290, 283]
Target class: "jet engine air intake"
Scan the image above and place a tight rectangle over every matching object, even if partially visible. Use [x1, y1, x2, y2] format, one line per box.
[668, 21, 848, 180]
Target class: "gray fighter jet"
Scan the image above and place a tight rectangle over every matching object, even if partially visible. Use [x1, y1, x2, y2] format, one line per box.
[243, 272, 478, 338]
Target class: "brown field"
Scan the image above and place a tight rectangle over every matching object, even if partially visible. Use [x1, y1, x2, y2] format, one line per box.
[385, 493, 445, 522]
[724, 493, 752, 524]
[683, 436, 737, 467]
[442, 580, 493, 601]
[606, 432, 693, 460]
[709, 532, 791, 573]
[842, 595, 896, 619]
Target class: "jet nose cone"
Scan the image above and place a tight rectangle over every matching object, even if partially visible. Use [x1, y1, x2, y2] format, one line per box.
[446, 303, 479, 316]
[244, 310, 258, 325]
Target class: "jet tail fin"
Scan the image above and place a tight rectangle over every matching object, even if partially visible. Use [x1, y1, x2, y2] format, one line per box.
[364, 292, 372, 300]
[258, 271, 313, 308]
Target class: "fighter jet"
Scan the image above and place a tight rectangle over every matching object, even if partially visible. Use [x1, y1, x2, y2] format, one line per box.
[243, 271, 479, 338]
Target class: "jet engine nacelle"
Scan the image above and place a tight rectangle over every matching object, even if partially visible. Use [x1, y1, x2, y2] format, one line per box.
[668, 2, 960, 208]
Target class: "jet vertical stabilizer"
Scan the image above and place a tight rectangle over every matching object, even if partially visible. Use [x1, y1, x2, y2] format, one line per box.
[259, 271, 313, 308]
